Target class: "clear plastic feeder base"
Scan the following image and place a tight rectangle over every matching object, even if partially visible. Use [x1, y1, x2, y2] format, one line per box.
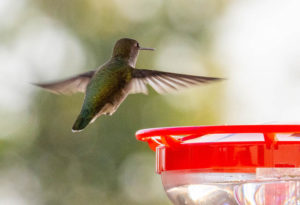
[162, 168, 300, 205]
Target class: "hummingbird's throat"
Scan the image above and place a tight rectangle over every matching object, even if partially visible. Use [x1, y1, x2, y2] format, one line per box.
[128, 55, 138, 67]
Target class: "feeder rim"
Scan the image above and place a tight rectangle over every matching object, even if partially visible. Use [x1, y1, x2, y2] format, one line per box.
[136, 125, 300, 151]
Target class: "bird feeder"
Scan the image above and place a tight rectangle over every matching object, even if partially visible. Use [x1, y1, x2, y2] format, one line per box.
[136, 125, 300, 205]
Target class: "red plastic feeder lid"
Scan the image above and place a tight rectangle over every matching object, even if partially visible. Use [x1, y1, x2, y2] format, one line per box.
[135, 125, 300, 173]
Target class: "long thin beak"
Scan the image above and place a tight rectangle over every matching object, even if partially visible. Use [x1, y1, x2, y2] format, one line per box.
[139, 47, 155, 51]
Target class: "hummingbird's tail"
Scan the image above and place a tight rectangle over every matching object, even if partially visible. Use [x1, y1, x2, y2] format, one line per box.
[72, 110, 93, 132]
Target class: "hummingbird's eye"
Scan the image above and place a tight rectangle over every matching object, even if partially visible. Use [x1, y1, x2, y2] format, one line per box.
[136, 43, 139, 48]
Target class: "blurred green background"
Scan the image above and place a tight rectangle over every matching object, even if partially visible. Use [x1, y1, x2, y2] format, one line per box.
[1, 0, 300, 204]
[0, 0, 226, 204]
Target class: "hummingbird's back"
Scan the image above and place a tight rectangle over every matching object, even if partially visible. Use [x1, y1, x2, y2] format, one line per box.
[72, 59, 132, 132]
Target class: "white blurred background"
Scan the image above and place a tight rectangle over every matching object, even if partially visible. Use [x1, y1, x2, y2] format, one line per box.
[216, 0, 300, 124]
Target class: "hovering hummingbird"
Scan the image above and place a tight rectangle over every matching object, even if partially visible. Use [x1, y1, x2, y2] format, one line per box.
[35, 38, 223, 132]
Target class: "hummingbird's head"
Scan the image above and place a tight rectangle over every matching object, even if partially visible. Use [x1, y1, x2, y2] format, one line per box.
[112, 38, 154, 67]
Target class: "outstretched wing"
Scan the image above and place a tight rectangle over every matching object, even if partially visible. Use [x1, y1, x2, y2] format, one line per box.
[33, 70, 96, 95]
[130, 68, 223, 94]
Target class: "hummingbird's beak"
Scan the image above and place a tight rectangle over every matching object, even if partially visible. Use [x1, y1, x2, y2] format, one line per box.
[139, 47, 155, 51]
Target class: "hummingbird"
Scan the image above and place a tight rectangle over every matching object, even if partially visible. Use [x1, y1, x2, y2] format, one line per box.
[35, 38, 223, 132]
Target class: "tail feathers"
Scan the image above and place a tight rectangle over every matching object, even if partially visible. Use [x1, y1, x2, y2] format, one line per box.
[72, 113, 93, 132]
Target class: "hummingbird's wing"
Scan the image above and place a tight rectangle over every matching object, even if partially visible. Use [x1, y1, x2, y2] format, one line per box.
[130, 69, 223, 94]
[33, 70, 96, 95]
